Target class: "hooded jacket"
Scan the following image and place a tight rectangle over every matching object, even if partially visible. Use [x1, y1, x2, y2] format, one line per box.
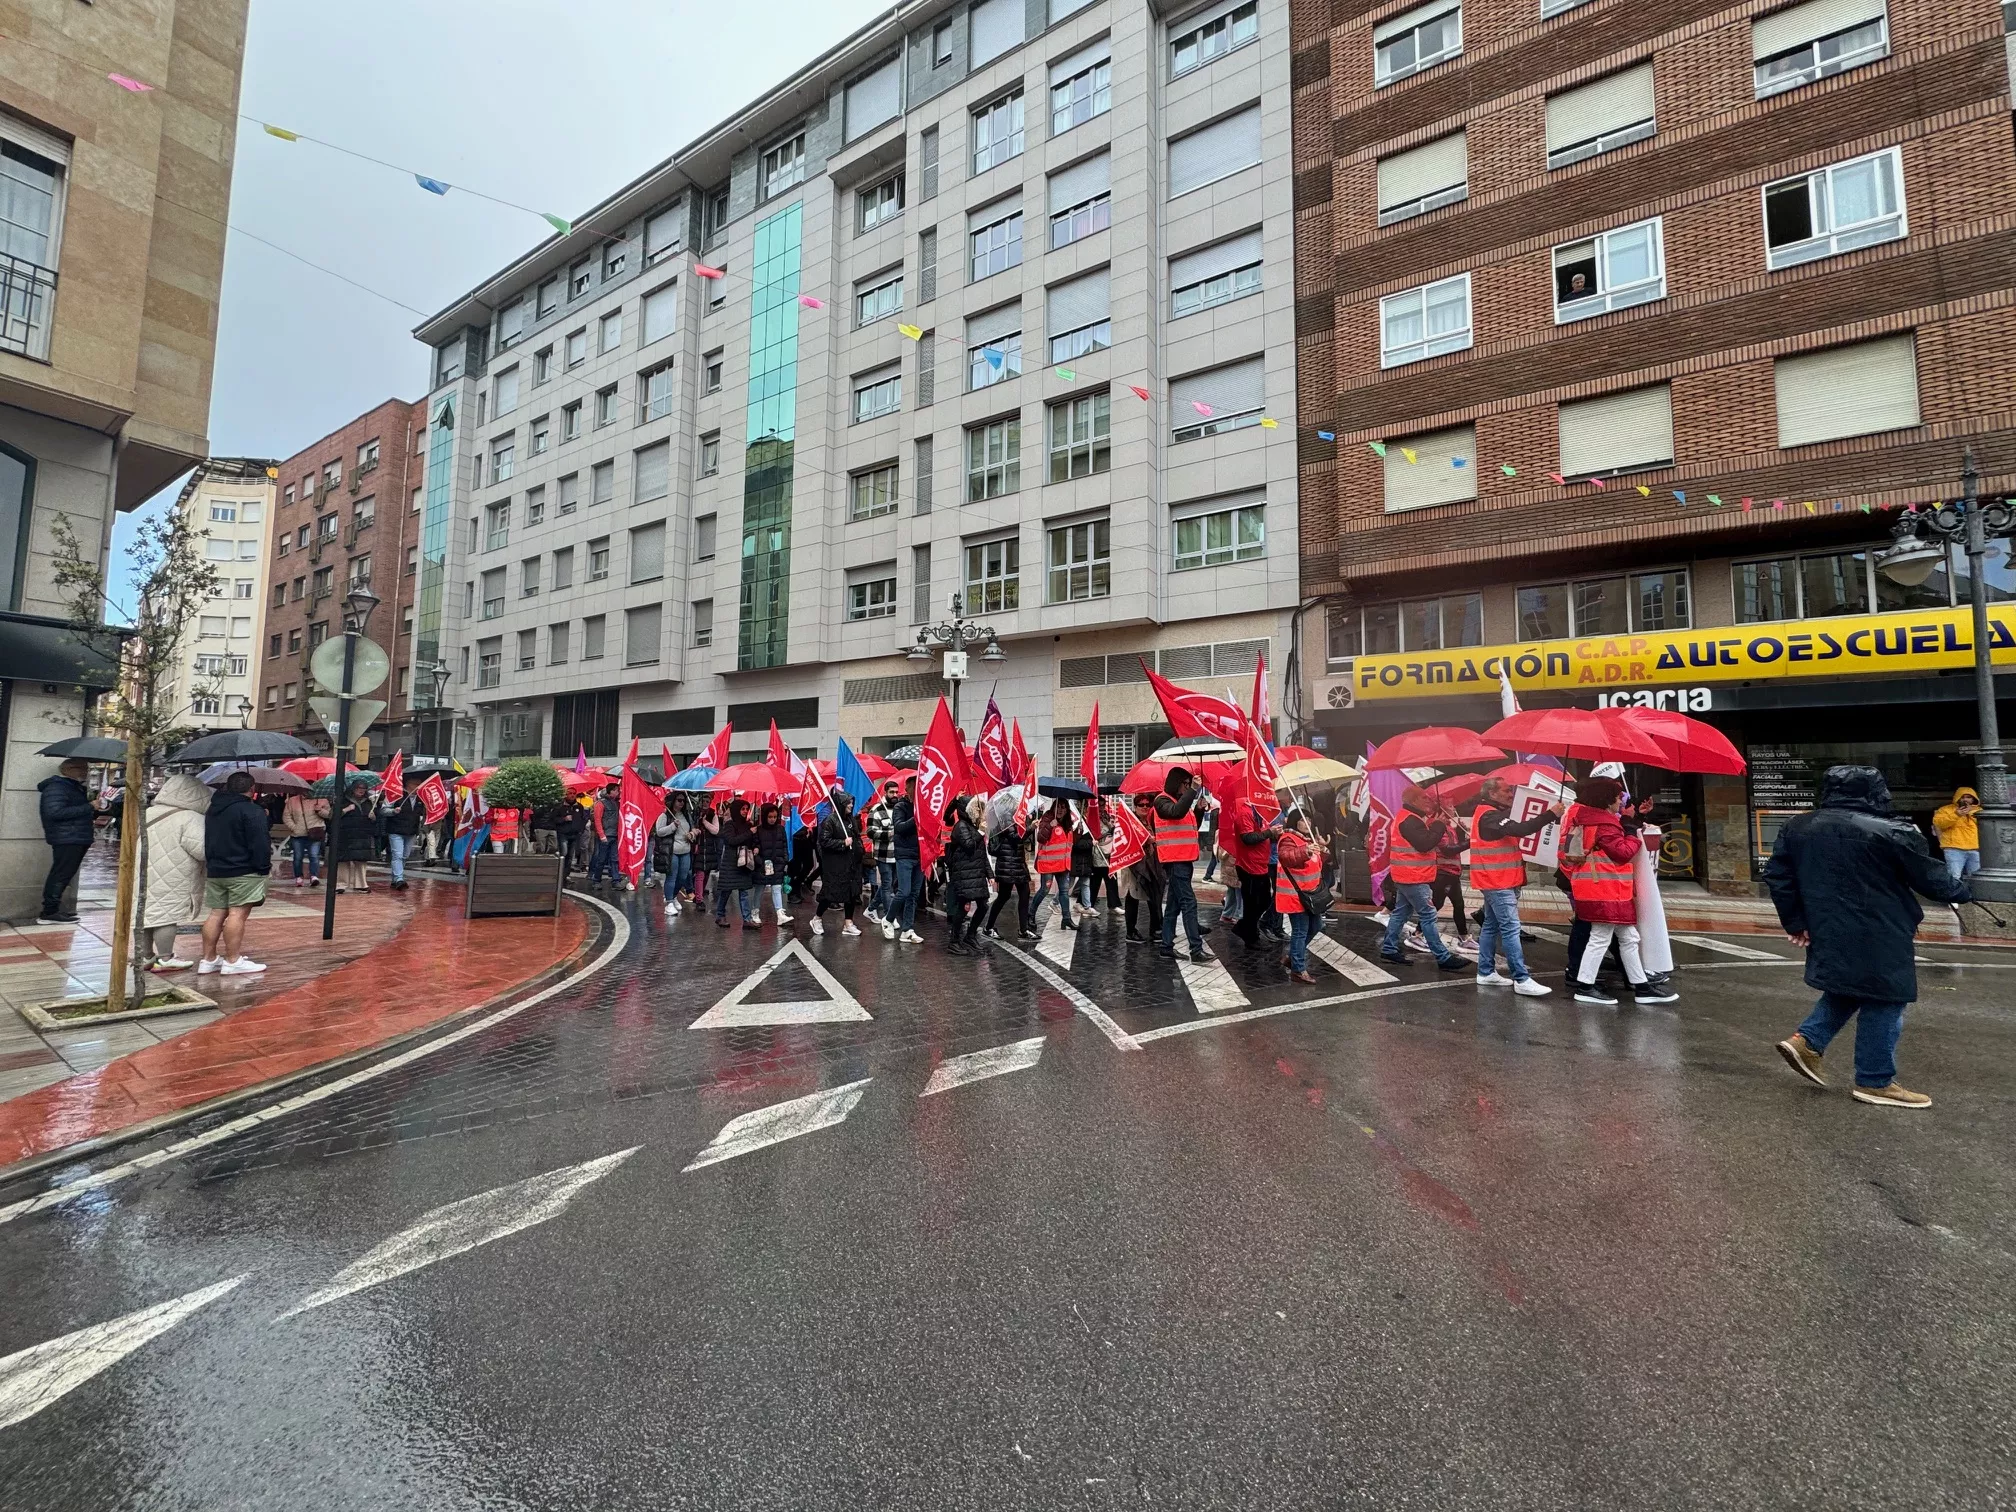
[944, 809, 992, 900]
[1932, 788, 1981, 851]
[205, 787, 272, 879]
[1563, 802, 1642, 925]
[38, 774, 97, 847]
[144, 776, 212, 927]
[817, 795, 864, 898]
[1763, 766, 1968, 1003]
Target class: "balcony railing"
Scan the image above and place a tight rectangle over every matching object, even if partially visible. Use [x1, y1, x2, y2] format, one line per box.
[0, 254, 57, 362]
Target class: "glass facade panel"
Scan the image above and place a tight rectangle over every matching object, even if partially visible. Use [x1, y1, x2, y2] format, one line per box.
[416, 397, 456, 702]
[738, 206, 803, 670]
[1800, 551, 1868, 617]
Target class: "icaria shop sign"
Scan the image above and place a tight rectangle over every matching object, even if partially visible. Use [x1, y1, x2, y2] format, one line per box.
[1596, 687, 1714, 712]
[1350, 605, 2015, 701]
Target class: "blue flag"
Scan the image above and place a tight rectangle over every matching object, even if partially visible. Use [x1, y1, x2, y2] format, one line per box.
[835, 737, 877, 816]
[415, 175, 451, 195]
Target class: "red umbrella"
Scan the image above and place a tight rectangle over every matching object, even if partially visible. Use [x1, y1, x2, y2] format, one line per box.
[1365, 727, 1506, 771]
[1426, 772, 1487, 808]
[280, 756, 336, 780]
[810, 753, 900, 783]
[452, 765, 497, 788]
[1482, 708, 1667, 765]
[1604, 706, 1747, 775]
[705, 762, 794, 796]
[1273, 744, 1324, 764]
[1488, 762, 1569, 790]
[559, 767, 614, 795]
[1119, 759, 1179, 795]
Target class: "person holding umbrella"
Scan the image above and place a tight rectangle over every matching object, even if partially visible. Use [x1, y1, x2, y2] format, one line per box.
[1563, 777, 1676, 1006]
[1468, 777, 1563, 996]
[1153, 767, 1215, 963]
[1379, 785, 1467, 972]
[713, 798, 759, 927]
[983, 796, 1036, 941]
[1032, 798, 1078, 929]
[1273, 807, 1327, 984]
[36, 757, 99, 923]
[334, 778, 378, 893]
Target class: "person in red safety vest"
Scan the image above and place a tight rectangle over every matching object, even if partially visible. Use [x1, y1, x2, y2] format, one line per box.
[1152, 767, 1214, 962]
[1032, 798, 1079, 928]
[1380, 785, 1467, 971]
[1469, 777, 1565, 996]
[1564, 776, 1677, 1007]
[1273, 807, 1326, 983]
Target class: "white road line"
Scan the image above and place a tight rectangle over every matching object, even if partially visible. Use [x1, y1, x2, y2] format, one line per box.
[687, 937, 872, 1028]
[990, 939, 1141, 1052]
[1034, 919, 1077, 969]
[683, 1080, 872, 1171]
[278, 1148, 638, 1320]
[1523, 925, 1573, 944]
[920, 1037, 1046, 1097]
[1672, 934, 1785, 961]
[0, 891, 632, 1229]
[1176, 952, 1249, 1015]
[1306, 932, 1397, 987]
[0, 1276, 244, 1432]
[1132, 979, 1473, 1044]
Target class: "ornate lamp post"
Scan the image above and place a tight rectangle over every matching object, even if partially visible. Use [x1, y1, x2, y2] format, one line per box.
[906, 591, 1007, 728]
[320, 585, 379, 938]
[1876, 450, 2016, 900]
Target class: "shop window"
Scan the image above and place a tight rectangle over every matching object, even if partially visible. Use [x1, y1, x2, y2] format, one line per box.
[1518, 570, 1690, 639]
[1328, 593, 1481, 660]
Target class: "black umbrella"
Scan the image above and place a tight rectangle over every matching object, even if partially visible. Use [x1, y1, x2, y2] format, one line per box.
[1037, 776, 1096, 800]
[169, 729, 317, 764]
[37, 736, 128, 762]
[884, 744, 924, 766]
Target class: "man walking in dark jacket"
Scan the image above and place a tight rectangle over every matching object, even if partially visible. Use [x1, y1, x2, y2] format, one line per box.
[1766, 766, 1969, 1108]
[37, 759, 98, 923]
[199, 771, 272, 974]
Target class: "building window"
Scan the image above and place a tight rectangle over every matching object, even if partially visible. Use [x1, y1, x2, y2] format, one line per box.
[973, 91, 1025, 174]
[966, 418, 1021, 500]
[1049, 188, 1110, 250]
[570, 258, 593, 299]
[592, 461, 615, 507]
[1050, 315, 1110, 366]
[1763, 147, 1905, 270]
[484, 500, 510, 550]
[969, 205, 1023, 281]
[438, 342, 462, 385]
[1545, 65, 1656, 170]
[317, 512, 339, 541]
[581, 615, 607, 660]
[517, 628, 537, 671]
[1380, 274, 1472, 368]
[1375, 0, 1462, 87]
[1047, 517, 1111, 603]
[498, 298, 526, 350]
[1774, 334, 1920, 447]
[856, 272, 904, 326]
[599, 311, 622, 355]
[562, 402, 582, 440]
[761, 134, 806, 199]
[1381, 423, 1478, 512]
[847, 573, 899, 620]
[853, 368, 903, 421]
[625, 604, 662, 666]
[851, 463, 901, 520]
[695, 514, 717, 561]
[704, 187, 730, 248]
[405, 545, 419, 576]
[1735, 552, 1875, 623]
[634, 440, 670, 505]
[549, 622, 570, 664]
[640, 364, 675, 423]
[934, 19, 954, 64]
[1553, 218, 1664, 323]
[283, 485, 295, 507]
[1171, 231, 1264, 315]
[531, 415, 550, 455]
[491, 438, 515, 482]
[629, 521, 665, 584]
[207, 502, 237, 523]
[564, 329, 588, 370]
[477, 638, 502, 688]
[703, 350, 724, 392]
[481, 568, 505, 619]
[1558, 385, 1674, 480]
[1171, 0, 1259, 77]
[1519, 571, 1691, 638]
[964, 536, 1020, 613]
[602, 236, 627, 281]
[859, 175, 904, 232]
[645, 203, 683, 266]
[537, 276, 560, 317]
[1174, 497, 1265, 570]
[558, 474, 580, 516]
[707, 263, 729, 311]
[1171, 357, 1266, 441]
[596, 386, 619, 427]
[1328, 594, 1483, 660]
[1753, 2, 1888, 98]
[968, 327, 1022, 391]
[1047, 393, 1110, 481]
[700, 433, 721, 477]
[1168, 108, 1263, 197]
[271, 584, 285, 609]
[1050, 48, 1111, 135]
[588, 537, 610, 581]
[692, 599, 714, 648]
[642, 283, 678, 345]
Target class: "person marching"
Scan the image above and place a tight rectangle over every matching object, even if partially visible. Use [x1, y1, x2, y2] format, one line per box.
[1120, 792, 1164, 945]
[1468, 778, 1563, 997]
[1273, 807, 1327, 984]
[1379, 786, 1465, 971]
[1153, 767, 1214, 963]
[1563, 777, 1677, 1006]
[943, 796, 992, 954]
[1032, 798, 1077, 929]
[811, 790, 865, 936]
[1227, 788, 1281, 951]
[754, 802, 792, 923]
[984, 802, 1036, 940]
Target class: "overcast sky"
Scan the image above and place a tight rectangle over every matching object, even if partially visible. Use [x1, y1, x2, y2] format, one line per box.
[111, 0, 890, 609]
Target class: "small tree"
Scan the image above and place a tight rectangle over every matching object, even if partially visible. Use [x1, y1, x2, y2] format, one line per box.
[481, 758, 566, 812]
[49, 510, 220, 1012]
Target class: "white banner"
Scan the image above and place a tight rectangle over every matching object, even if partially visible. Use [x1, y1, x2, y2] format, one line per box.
[1510, 784, 1564, 871]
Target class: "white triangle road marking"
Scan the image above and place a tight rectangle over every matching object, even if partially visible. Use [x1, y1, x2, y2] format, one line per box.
[1672, 934, 1785, 961]
[0, 1276, 244, 1432]
[1307, 931, 1397, 986]
[1176, 952, 1249, 1015]
[278, 1148, 638, 1319]
[920, 1036, 1046, 1097]
[684, 1080, 872, 1171]
[688, 937, 873, 1028]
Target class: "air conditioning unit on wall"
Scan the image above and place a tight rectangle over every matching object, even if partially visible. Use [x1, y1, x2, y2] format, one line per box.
[1312, 673, 1356, 711]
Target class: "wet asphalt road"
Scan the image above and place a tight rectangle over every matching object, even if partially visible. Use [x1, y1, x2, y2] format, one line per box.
[1, 893, 2013, 1511]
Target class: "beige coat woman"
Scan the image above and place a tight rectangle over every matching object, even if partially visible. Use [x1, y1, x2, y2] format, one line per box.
[143, 775, 210, 968]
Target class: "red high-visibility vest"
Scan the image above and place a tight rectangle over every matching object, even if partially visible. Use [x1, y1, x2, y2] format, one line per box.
[1154, 807, 1200, 862]
[1386, 816, 1437, 883]
[1273, 842, 1322, 915]
[1468, 809, 1526, 891]
[1036, 823, 1074, 874]
[1570, 831, 1635, 906]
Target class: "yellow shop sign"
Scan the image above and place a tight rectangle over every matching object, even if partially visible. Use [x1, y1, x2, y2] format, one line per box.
[1350, 604, 2016, 701]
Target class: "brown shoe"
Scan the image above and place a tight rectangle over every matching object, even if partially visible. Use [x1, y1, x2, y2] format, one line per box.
[1852, 1082, 1932, 1109]
[1775, 1033, 1827, 1088]
[1289, 969, 1318, 985]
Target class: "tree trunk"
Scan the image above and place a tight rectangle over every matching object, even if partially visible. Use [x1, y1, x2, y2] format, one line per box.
[105, 739, 146, 1014]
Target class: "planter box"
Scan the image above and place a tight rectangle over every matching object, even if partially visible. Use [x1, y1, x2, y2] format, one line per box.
[467, 852, 565, 917]
[20, 981, 217, 1030]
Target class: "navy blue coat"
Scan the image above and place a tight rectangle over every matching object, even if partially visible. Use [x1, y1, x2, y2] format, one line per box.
[1763, 766, 1969, 1003]
[38, 776, 96, 846]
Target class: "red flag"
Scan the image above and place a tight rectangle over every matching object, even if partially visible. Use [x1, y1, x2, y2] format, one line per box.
[963, 745, 999, 797]
[915, 697, 965, 869]
[766, 719, 805, 778]
[1106, 794, 1150, 872]
[697, 721, 733, 773]
[795, 759, 829, 828]
[1142, 661, 1246, 743]
[974, 697, 1014, 787]
[379, 748, 406, 803]
[659, 743, 674, 781]
[1251, 653, 1269, 729]
[616, 738, 651, 884]
[1080, 702, 1100, 788]
[1009, 718, 1030, 776]
[415, 772, 450, 825]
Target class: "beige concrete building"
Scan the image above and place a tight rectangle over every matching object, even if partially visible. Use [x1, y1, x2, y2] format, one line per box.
[0, 0, 251, 920]
[159, 459, 277, 734]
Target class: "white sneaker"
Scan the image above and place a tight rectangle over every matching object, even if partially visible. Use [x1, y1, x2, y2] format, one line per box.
[842, 922, 862, 937]
[196, 957, 222, 974]
[665, 900, 680, 914]
[624, 881, 636, 892]
[881, 919, 896, 940]
[220, 957, 267, 975]
[1512, 976, 1553, 997]
[151, 957, 194, 973]
[776, 911, 793, 924]
[1475, 971, 1514, 986]
[811, 917, 824, 936]
[1452, 937, 1480, 956]
[900, 929, 924, 944]
[1370, 910, 1390, 926]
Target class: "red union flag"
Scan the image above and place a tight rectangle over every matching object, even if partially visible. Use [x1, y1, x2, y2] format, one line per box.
[915, 696, 965, 869]
[415, 773, 450, 825]
[697, 721, 733, 773]
[617, 738, 651, 884]
[379, 748, 406, 803]
[1106, 794, 1150, 872]
[974, 697, 1014, 788]
[1251, 652, 1269, 728]
[1142, 662, 1246, 744]
[1080, 702, 1100, 788]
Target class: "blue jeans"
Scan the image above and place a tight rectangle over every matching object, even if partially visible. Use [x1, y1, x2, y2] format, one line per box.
[895, 859, 922, 931]
[589, 837, 616, 882]
[289, 836, 322, 881]
[715, 884, 753, 923]
[1161, 860, 1201, 951]
[1034, 873, 1073, 924]
[387, 832, 410, 883]
[1946, 848, 1981, 880]
[1287, 910, 1313, 972]
[1797, 992, 1907, 1087]
[1382, 880, 1452, 962]
[874, 861, 897, 916]
[1474, 887, 1529, 980]
[664, 852, 693, 897]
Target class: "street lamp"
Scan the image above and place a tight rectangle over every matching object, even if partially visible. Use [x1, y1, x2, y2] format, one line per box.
[906, 590, 1006, 728]
[321, 585, 380, 939]
[1876, 449, 2016, 900]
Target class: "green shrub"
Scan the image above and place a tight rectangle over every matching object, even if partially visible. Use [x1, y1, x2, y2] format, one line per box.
[482, 757, 566, 810]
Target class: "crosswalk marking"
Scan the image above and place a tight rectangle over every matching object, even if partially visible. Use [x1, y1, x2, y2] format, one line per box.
[1133, 979, 1473, 1043]
[279, 1149, 639, 1319]
[920, 1037, 1046, 1097]
[683, 1080, 872, 1171]
[1522, 925, 1572, 945]
[1672, 934, 1784, 961]
[1306, 932, 1397, 987]
[990, 939, 1141, 1052]
[1176, 952, 1249, 1015]
[688, 938, 872, 1028]
[0, 1276, 244, 1432]
[1034, 918, 1076, 969]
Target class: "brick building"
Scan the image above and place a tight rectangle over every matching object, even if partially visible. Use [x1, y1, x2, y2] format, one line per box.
[1287, 0, 2016, 890]
[256, 399, 429, 759]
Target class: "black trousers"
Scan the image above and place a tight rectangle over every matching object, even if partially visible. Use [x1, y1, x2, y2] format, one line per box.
[1234, 870, 1272, 945]
[1125, 891, 1162, 939]
[1431, 871, 1469, 937]
[946, 896, 981, 947]
[986, 879, 1032, 933]
[41, 843, 88, 916]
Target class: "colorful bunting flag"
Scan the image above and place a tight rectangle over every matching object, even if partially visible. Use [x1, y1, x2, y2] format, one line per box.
[1501, 464, 1517, 476]
[982, 346, 1005, 369]
[693, 263, 725, 279]
[1770, 498, 1786, 509]
[798, 295, 824, 308]
[1367, 441, 1387, 457]
[1707, 494, 1722, 505]
[541, 213, 571, 234]
[1400, 447, 1418, 465]
[1130, 385, 1152, 401]
[1317, 430, 1335, 441]
[1674, 490, 1687, 504]
[1259, 417, 1279, 429]
[1191, 401, 1214, 417]
[415, 175, 450, 196]
[1635, 484, 1651, 497]
[1588, 476, 1608, 489]
[1802, 500, 1816, 513]
[263, 123, 299, 141]
[107, 73, 154, 92]
[1547, 472, 1566, 484]
[897, 323, 924, 340]
[1451, 456, 1468, 467]
[1741, 497, 1754, 511]
[1055, 367, 1075, 381]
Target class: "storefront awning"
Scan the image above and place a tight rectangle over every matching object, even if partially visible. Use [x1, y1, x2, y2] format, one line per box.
[0, 612, 122, 689]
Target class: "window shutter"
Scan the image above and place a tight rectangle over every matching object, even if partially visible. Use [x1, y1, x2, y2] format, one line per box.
[968, 194, 1020, 231]
[1382, 425, 1477, 512]
[1047, 152, 1110, 212]
[917, 332, 936, 406]
[845, 56, 903, 141]
[1175, 0, 1258, 35]
[1170, 356, 1264, 417]
[1050, 39, 1111, 86]
[965, 301, 1022, 346]
[695, 514, 717, 559]
[920, 127, 940, 200]
[642, 284, 678, 343]
[630, 522, 665, 582]
[1774, 335, 1920, 446]
[644, 204, 683, 259]
[1046, 268, 1110, 334]
[919, 228, 937, 301]
[1545, 66, 1655, 153]
[1752, 0, 1886, 58]
[633, 441, 670, 503]
[1557, 385, 1674, 476]
[1170, 229, 1264, 288]
[1168, 107, 1263, 196]
[625, 604, 662, 665]
[1375, 0, 1460, 43]
[1050, 0, 1097, 20]
[1376, 134, 1468, 210]
[970, 0, 1023, 64]
[915, 438, 934, 514]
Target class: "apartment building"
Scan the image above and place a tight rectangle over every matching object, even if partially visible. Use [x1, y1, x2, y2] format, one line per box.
[1290, 0, 2016, 891]
[413, 0, 1299, 776]
[159, 459, 277, 734]
[0, 0, 250, 920]
[255, 400, 428, 760]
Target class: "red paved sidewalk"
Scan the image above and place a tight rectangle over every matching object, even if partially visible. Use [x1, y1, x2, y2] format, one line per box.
[0, 875, 594, 1170]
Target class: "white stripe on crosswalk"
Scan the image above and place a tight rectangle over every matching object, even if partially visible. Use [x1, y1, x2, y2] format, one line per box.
[1672, 934, 1785, 961]
[1134, 979, 1473, 1043]
[1034, 919, 1076, 969]
[1176, 952, 1249, 1015]
[683, 1081, 872, 1171]
[1523, 925, 1572, 944]
[920, 1037, 1046, 1097]
[990, 939, 1141, 1052]
[1306, 932, 1397, 987]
